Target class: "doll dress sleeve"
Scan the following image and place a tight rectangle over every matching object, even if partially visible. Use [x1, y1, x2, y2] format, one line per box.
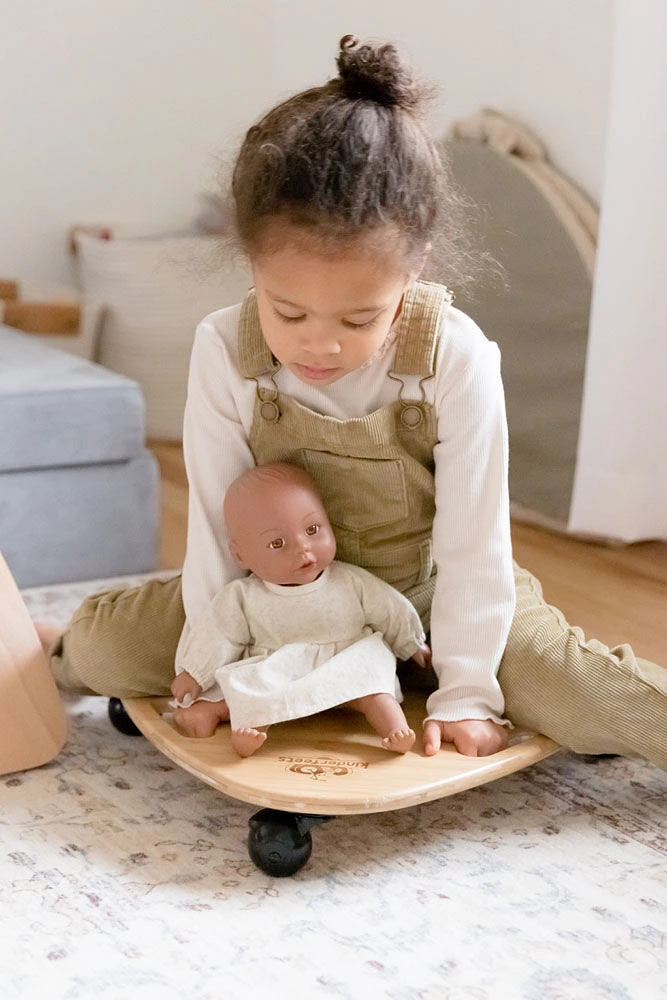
[175, 579, 253, 693]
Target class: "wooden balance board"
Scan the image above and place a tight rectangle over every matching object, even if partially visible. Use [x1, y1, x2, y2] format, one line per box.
[122, 691, 560, 816]
[122, 692, 560, 875]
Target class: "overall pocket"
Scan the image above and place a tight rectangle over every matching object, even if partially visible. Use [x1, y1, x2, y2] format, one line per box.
[299, 451, 409, 532]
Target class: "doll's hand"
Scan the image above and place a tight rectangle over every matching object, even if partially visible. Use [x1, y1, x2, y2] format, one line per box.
[423, 718, 508, 758]
[410, 643, 432, 669]
[171, 670, 203, 704]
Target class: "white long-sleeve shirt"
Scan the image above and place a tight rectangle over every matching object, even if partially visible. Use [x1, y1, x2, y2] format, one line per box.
[177, 299, 516, 726]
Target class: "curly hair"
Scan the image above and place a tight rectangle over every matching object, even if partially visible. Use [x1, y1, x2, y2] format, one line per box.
[224, 35, 490, 289]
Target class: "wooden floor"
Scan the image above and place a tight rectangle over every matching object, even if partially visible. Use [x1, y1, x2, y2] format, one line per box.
[150, 442, 667, 666]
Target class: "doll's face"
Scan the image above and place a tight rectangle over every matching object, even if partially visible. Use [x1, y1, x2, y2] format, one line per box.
[226, 475, 337, 586]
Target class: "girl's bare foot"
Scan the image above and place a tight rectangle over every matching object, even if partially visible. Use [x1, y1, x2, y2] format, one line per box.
[381, 728, 416, 753]
[172, 699, 230, 738]
[231, 727, 268, 757]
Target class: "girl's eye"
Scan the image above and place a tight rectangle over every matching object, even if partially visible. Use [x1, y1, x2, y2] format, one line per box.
[342, 318, 377, 330]
[305, 524, 320, 536]
[268, 537, 285, 550]
[273, 308, 377, 330]
[274, 310, 305, 324]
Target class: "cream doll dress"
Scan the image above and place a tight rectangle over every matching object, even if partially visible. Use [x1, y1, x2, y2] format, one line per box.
[176, 561, 425, 730]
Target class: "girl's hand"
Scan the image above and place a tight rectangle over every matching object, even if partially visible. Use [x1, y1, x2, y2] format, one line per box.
[423, 718, 508, 758]
[410, 643, 432, 669]
[171, 670, 203, 703]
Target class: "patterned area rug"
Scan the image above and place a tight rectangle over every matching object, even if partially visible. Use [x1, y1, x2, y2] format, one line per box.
[2, 576, 665, 1000]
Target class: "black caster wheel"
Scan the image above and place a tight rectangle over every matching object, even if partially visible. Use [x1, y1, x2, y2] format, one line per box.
[248, 809, 331, 876]
[108, 697, 143, 737]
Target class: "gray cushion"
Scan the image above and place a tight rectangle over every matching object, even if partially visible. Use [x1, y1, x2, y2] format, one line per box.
[0, 326, 146, 473]
[1, 451, 159, 587]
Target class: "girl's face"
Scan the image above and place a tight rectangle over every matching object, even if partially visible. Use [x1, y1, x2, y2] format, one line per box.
[251, 223, 417, 387]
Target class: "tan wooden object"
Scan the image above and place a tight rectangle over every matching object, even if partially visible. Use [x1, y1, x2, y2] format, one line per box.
[2, 301, 81, 336]
[0, 554, 68, 775]
[123, 692, 560, 815]
[0, 280, 19, 300]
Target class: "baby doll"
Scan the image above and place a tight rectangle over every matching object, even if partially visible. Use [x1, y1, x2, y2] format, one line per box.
[170, 462, 431, 756]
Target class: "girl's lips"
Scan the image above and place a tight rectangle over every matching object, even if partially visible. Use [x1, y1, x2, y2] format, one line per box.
[292, 363, 340, 382]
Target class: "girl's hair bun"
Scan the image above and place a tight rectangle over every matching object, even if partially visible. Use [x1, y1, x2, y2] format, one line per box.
[336, 34, 425, 111]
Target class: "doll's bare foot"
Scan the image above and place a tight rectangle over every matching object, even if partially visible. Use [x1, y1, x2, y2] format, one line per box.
[231, 727, 268, 757]
[172, 699, 230, 738]
[345, 693, 416, 754]
[381, 729, 416, 753]
[35, 621, 63, 655]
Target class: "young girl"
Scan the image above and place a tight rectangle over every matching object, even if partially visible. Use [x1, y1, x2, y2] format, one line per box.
[47, 35, 666, 767]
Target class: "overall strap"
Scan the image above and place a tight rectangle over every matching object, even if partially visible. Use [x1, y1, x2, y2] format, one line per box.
[238, 290, 279, 378]
[391, 280, 453, 378]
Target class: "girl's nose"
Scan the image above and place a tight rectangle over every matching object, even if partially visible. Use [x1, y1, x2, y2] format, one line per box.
[300, 326, 341, 355]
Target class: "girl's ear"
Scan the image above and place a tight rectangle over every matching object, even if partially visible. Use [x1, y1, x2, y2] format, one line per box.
[228, 539, 248, 569]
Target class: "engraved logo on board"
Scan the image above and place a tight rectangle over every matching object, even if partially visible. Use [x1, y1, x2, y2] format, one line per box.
[278, 755, 370, 781]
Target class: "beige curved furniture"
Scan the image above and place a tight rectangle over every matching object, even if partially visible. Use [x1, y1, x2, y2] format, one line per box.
[0, 553, 67, 774]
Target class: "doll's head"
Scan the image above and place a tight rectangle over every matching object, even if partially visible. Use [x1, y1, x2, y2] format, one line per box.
[224, 463, 336, 586]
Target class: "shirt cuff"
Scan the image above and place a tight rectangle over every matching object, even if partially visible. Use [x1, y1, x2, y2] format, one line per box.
[424, 688, 511, 729]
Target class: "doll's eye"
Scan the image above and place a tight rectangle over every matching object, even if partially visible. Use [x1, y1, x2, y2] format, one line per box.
[268, 537, 285, 550]
[305, 524, 320, 536]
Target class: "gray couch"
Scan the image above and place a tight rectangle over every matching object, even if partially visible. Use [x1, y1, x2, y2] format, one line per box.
[0, 325, 160, 587]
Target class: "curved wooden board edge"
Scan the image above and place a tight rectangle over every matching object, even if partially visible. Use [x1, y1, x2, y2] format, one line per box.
[123, 692, 561, 816]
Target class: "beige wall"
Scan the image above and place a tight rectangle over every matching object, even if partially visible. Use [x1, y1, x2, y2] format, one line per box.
[0, 0, 612, 283]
